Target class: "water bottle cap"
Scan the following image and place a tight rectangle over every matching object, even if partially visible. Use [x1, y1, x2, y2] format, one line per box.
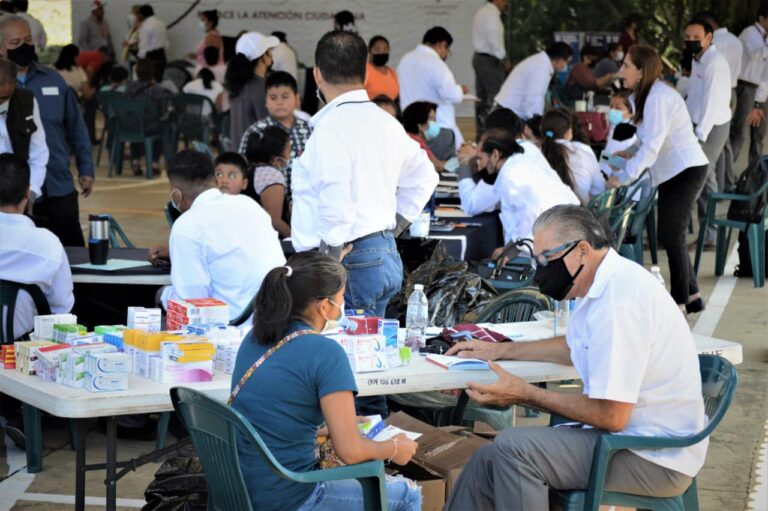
[650, 266, 661, 272]
[414, 284, 424, 290]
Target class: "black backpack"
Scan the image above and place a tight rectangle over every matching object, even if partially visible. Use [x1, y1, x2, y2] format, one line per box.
[726, 157, 768, 223]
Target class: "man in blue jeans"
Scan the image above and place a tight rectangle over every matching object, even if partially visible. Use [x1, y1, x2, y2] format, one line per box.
[291, 30, 438, 416]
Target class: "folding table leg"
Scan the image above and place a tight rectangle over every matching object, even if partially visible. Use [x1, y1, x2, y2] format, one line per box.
[105, 416, 117, 511]
[21, 404, 42, 473]
[75, 419, 87, 511]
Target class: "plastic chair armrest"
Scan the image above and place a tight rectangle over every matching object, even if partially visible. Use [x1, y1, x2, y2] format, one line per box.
[596, 433, 698, 453]
[293, 460, 385, 484]
[709, 192, 750, 202]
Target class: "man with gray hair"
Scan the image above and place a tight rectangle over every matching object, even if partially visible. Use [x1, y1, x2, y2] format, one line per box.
[0, 14, 94, 246]
[444, 204, 708, 510]
[0, 57, 47, 210]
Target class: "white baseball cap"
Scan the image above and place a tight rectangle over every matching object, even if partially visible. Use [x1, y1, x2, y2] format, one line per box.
[235, 32, 280, 61]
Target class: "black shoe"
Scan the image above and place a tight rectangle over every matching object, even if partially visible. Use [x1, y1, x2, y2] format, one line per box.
[686, 298, 705, 314]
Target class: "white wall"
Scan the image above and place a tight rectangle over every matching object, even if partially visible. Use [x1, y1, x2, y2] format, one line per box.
[72, 0, 483, 116]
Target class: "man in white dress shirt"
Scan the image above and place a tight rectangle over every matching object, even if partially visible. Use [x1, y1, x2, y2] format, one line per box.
[494, 42, 573, 120]
[398, 27, 469, 146]
[292, 30, 437, 413]
[730, 5, 768, 177]
[694, 11, 743, 193]
[157, 150, 285, 321]
[445, 205, 707, 510]
[0, 153, 73, 340]
[136, 5, 169, 73]
[0, 58, 46, 211]
[472, 0, 509, 135]
[683, 19, 732, 246]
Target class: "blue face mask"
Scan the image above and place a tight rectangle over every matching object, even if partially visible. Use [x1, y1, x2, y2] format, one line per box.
[607, 109, 625, 126]
[424, 121, 441, 140]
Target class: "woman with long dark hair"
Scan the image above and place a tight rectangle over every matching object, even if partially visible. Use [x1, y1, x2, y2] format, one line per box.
[231, 252, 421, 511]
[539, 109, 603, 204]
[54, 44, 88, 96]
[226, 32, 278, 150]
[616, 44, 709, 313]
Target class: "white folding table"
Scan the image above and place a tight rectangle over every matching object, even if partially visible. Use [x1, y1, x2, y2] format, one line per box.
[0, 322, 742, 511]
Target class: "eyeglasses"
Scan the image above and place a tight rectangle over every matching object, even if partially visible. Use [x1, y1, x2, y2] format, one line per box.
[530, 240, 581, 269]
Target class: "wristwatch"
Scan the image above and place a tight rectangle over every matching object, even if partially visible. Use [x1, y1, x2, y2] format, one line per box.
[754, 101, 765, 109]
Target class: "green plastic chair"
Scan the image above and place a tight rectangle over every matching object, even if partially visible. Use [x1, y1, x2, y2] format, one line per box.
[613, 177, 658, 265]
[171, 93, 216, 148]
[390, 287, 553, 430]
[694, 156, 768, 287]
[0, 280, 52, 473]
[170, 387, 388, 511]
[101, 214, 135, 249]
[587, 188, 620, 217]
[607, 201, 635, 252]
[109, 97, 165, 179]
[95, 90, 124, 168]
[550, 354, 738, 511]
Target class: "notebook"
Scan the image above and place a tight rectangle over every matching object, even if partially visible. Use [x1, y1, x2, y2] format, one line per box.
[426, 354, 489, 370]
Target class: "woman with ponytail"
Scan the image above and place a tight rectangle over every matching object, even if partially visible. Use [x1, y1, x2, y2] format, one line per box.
[231, 251, 422, 511]
[226, 32, 279, 150]
[182, 68, 224, 117]
[477, 128, 578, 260]
[539, 109, 603, 204]
[615, 45, 709, 314]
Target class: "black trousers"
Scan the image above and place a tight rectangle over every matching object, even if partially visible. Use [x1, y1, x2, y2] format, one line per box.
[472, 53, 506, 137]
[34, 191, 85, 247]
[145, 48, 167, 76]
[657, 163, 709, 305]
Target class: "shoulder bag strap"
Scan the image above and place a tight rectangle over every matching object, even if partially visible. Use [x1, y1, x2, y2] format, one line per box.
[228, 329, 316, 404]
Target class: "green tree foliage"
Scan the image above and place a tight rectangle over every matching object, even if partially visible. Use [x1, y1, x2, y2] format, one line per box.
[504, 0, 763, 64]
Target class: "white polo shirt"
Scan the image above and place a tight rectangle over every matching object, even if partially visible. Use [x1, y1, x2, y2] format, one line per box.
[160, 189, 285, 320]
[566, 249, 708, 477]
[495, 143, 579, 244]
[494, 51, 554, 119]
[686, 45, 732, 142]
[0, 212, 74, 339]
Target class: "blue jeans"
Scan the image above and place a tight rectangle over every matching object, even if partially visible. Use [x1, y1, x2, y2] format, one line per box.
[342, 231, 403, 416]
[296, 478, 421, 511]
[342, 231, 403, 317]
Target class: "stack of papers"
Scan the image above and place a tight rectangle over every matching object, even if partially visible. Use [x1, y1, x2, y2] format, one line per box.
[426, 354, 489, 370]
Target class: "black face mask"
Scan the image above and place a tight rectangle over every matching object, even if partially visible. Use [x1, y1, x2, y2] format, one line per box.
[7, 43, 35, 68]
[478, 168, 498, 185]
[533, 242, 584, 301]
[372, 53, 389, 67]
[684, 40, 702, 56]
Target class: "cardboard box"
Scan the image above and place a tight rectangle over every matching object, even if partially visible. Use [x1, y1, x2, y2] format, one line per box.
[388, 463, 446, 511]
[386, 412, 490, 500]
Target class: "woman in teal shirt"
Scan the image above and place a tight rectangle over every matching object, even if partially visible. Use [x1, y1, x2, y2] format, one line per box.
[231, 252, 422, 511]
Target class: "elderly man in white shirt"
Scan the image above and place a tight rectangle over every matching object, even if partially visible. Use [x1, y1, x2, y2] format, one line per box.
[292, 30, 437, 415]
[0, 58, 47, 208]
[683, 19, 732, 246]
[136, 5, 169, 69]
[0, 153, 73, 340]
[444, 205, 708, 510]
[472, 0, 508, 135]
[155, 150, 285, 321]
[494, 42, 573, 120]
[398, 27, 469, 147]
[730, 6, 768, 175]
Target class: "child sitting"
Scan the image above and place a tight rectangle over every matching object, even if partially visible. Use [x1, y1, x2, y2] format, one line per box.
[245, 126, 292, 238]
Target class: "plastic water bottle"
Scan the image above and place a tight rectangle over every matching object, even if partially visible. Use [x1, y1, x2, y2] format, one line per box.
[405, 284, 429, 350]
[650, 266, 666, 288]
[586, 91, 595, 112]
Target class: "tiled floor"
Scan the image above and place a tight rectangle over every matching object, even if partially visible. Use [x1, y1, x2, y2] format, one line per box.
[1, 118, 767, 510]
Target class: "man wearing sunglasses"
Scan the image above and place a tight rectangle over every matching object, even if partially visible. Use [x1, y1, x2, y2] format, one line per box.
[445, 204, 707, 511]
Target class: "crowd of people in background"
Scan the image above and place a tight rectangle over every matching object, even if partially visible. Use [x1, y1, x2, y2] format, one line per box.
[0, 1, 765, 508]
